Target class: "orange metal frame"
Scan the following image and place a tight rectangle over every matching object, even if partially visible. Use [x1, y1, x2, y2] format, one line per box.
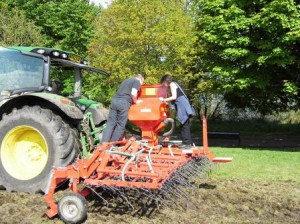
[44, 84, 232, 218]
[44, 117, 231, 218]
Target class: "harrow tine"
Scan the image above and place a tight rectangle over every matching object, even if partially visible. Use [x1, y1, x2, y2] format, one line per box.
[106, 185, 118, 194]
[171, 173, 192, 187]
[170, 182, 189, 197]
[135, 188, 157, 204]
[162, 185, 184, 201]
[165, 185, 193, 209]
[84, 185, 109, 205]
[117, 187, 134, 211]
[180, 166, 202, 180]
[174, 185, 197, 207]
[141, 189, 166, 206]
[102, 186, 118, 200]
[188, 158, 212, 175]
[132, 188, 159, 209]
[159, 188, 183, 209]
[176, 167, 194, 179]
[106, 185, 123, 201]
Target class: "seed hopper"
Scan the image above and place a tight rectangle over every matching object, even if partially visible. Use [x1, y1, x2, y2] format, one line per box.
[44, 84, 232, 223]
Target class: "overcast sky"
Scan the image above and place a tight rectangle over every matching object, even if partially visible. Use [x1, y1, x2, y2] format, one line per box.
[90, 0, 111, 8]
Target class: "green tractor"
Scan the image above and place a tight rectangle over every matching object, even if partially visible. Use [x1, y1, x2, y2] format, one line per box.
[0, 46, 109, 193]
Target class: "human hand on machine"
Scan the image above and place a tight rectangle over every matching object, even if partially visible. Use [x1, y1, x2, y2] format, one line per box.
[136, 99, 143, 104]
[159, 97, 166, 103]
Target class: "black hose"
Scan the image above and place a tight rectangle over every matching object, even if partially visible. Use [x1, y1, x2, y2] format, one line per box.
[161, 118, 175, 137]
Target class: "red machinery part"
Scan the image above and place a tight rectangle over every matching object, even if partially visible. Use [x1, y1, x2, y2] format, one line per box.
[128, 84, 171, 145]
[44, 118, 231, 220]
[44, 84, 232, 222]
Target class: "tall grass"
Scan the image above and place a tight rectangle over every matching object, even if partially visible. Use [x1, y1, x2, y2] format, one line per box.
[210, 147, 300, 182]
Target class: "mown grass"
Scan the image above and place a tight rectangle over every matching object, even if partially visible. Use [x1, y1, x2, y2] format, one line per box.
[210, 147, 300, 182]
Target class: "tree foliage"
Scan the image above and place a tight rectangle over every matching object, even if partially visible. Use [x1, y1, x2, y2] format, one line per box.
[4, 0, 99, 54]
[1, 0, 300, 117]
[190, 0, 300, 115]
[88, 0, 195, 102]
[0, 2, 43, 46]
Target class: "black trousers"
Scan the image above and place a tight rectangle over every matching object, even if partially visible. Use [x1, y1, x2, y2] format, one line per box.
[102, 98, 130, 142]
[181, 118, 192, 145]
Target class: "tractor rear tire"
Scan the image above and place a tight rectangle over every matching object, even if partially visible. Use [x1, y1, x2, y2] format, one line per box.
[58, 193, 88, 224]
[0, 106, 79, 193]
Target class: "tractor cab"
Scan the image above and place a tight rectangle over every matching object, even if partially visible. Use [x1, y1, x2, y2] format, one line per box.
[5, 47, 106, 96]
[0, 46, 108, 125]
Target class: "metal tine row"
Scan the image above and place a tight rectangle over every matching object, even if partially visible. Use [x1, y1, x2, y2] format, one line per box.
[83, 157, 215, 213]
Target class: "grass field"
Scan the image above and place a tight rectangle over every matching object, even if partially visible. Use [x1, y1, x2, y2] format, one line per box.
[211, 147, 300, 182]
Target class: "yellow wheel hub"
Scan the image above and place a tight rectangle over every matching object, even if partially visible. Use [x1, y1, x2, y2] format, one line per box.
[1, 126, 48, 180]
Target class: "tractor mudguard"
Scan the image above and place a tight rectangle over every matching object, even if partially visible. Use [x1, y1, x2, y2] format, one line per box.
[28, 93, 84, 119]
[0, 93, 83, 120]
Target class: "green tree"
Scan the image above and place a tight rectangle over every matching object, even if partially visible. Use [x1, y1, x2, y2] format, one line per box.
[4, 0, 99, 54]
[88, 0, 195, 102]
[0, 2, 43, 46]
[190, 0, 300, 115]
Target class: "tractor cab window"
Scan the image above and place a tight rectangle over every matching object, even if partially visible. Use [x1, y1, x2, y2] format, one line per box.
[49, 58, 108, 102]
[49, 66, 75, 96]
[0, 48, 44, 92]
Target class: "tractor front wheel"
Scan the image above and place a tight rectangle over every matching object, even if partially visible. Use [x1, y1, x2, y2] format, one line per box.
[0, 106, 79, 193]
